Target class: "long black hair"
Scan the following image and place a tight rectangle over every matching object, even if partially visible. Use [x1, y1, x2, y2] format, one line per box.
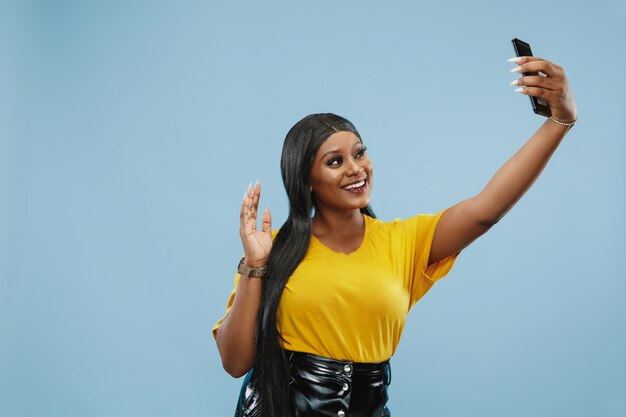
[253, 113, 376, 416]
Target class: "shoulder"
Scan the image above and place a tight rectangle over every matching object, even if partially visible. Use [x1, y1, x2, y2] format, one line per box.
[366, 212, 441, 230]
[367, 211, 445, 241]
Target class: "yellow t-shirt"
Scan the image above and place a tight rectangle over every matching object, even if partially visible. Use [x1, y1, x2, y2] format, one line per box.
[212, 211, 458, 363]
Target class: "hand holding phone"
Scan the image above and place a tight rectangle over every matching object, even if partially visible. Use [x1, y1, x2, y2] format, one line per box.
[511, 38, 551, 117]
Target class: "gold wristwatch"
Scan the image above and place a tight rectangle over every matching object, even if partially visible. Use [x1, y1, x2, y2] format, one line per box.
[237, 257, 267, 278]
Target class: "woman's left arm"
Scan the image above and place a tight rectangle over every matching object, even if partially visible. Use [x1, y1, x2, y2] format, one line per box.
[429, 56, 577, 265]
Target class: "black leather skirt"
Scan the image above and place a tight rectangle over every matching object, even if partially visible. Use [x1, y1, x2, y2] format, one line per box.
[235, 350, 391, 417]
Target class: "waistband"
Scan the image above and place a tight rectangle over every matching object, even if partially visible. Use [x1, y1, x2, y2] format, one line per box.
[286, 350, 391, 379]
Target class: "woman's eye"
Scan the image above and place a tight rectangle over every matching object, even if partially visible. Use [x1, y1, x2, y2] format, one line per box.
[327, 157, 342, 166]
[355, 148, 367, 158]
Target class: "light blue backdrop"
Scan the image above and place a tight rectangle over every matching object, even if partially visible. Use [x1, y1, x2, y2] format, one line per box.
[1, 1, 624, 416]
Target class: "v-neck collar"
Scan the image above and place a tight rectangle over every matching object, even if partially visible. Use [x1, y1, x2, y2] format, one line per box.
[310, 214, 371, 256]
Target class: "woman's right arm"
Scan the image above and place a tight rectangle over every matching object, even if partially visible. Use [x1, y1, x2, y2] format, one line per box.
[215, 272, 263, 377]
[215, 182, 272, 378]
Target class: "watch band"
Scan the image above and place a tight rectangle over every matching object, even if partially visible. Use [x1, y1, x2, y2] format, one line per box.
[237, 257, 267, 278]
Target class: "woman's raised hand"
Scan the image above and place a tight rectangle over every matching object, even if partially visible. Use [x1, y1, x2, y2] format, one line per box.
[240, 181, 273, 268]
[510, 56, 577, 123]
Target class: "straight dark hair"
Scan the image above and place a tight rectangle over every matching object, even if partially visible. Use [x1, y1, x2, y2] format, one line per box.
[253, 113, 375, 416]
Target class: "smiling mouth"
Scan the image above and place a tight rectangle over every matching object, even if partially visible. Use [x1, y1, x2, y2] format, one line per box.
[341, 179, 367, 191]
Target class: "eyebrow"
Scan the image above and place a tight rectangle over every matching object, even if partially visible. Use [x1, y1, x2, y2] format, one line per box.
[320, 142, 363, 160]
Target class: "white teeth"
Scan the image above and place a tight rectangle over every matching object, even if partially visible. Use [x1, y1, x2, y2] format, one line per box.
[343, 180, 365, 190]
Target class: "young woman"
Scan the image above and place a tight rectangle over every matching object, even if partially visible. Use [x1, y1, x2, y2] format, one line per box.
[213, 56, 577, 417]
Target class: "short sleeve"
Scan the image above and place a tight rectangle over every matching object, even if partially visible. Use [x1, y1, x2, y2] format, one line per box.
[211, 272, 240, 340]
[401, 209, 459, 309]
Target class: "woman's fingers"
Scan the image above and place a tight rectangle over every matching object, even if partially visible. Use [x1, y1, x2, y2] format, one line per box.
[510, 56, 577, 122]
[514, 86, 556, 101]
[511, 57, 563, 79]
[239, 180, 273, 265]
[512, 74, 556, 88]
[240, 181, 264, 237]
[240, 183, 255, 236]
[251, 181, 260, 221]
[514, 83, 572, 118]
[261, 207, 272, 234]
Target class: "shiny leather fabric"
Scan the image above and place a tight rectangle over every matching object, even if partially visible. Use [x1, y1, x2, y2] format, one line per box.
[235, 351, 391, 417]
[235, 370, 262, 417]
[288, 351, 391, 417]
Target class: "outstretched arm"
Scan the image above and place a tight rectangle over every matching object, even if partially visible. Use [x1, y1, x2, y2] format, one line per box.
[429, 57, 577, 265]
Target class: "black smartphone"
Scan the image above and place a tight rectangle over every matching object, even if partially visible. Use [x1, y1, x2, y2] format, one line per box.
[511, 38, 551, 117]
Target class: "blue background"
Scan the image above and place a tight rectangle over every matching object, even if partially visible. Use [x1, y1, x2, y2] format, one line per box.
[1, 1, 625, 416]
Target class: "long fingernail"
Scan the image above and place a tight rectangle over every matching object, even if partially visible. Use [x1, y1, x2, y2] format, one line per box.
[510, 79, 520, 86]
[255, 179, 260, 186]
[514, 87, 524, 93]
[507, 57, 523, 63]
[243, 192, 247, 201]
[510, 66, 522, 73]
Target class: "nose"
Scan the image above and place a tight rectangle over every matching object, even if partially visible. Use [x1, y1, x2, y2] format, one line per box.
[345, 157, 364, 176]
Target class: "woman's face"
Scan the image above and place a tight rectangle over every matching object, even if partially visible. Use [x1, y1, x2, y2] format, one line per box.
[309, 130, 373, 213]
